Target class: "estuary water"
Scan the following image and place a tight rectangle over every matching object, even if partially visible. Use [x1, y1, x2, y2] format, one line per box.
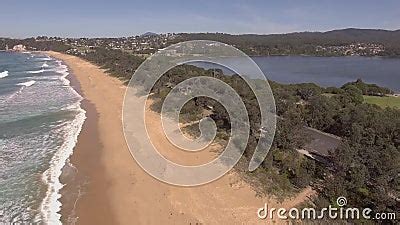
[195, 56, 400, 92]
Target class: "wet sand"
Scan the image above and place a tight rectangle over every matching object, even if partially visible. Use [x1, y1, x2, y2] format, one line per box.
[56, 55, 116, 224]
[46, 51, 314, 225]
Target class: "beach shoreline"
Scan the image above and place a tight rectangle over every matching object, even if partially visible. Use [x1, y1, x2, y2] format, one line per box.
[47, 53, 116, 224]
[44, 52, 193, 225]
[45, 51, 314, 225]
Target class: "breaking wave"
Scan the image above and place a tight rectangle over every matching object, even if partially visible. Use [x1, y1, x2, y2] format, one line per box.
[0, 70, 8, 78]
[16, 80, 36, 87]
[27, 69, 45, 74]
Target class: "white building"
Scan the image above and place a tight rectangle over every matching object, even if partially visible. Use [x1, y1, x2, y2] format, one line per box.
[12, 44, 26, 52]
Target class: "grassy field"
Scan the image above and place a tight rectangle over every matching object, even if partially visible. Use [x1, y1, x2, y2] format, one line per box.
[363, 95, 400, 109]
[323, 93, 400, 109]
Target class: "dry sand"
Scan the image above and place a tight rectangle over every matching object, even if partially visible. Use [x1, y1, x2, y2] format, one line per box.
[46, 51, 314, 225]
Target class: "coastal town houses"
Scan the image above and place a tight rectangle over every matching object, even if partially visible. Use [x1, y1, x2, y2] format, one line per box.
[11, 44, 27, 52]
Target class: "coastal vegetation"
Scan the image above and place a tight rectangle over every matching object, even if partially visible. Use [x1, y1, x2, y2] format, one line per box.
[69, 47, 400, 222]
[1, 35, 398, 222]
[68, 46, 400, 221]
[341, 78, 394, 96]
[82, 48, 144, 83]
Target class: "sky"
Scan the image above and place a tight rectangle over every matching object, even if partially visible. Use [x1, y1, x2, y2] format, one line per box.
[1, 0, 399, 38]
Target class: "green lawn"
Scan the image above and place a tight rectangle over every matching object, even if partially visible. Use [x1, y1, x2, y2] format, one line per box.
[322, 93, 336, 98]
[323, 93, 400, 109]
[363, 95, 400, 109]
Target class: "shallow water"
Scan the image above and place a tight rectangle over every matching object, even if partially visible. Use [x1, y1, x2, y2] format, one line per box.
[0, 52, 85, 224]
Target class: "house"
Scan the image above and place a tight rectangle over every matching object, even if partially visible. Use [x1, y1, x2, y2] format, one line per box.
[12, 44, 27, 52]
[297, 127, 342, 165]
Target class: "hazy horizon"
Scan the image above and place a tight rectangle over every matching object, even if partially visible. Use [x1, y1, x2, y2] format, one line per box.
[1, 27, 399, 39]
[1, 0, 400, 38]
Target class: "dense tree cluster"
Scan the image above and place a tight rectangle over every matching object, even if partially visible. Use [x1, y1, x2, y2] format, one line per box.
[82, 48, 144, 83]
[341, 78, 394, 96]
[300, 86, 400, 221]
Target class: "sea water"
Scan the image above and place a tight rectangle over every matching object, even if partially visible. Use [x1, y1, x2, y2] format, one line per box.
[0, 51, 85, 224]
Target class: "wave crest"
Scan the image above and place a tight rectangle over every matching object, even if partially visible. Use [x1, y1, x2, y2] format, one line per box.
[17, 80, 36, 87]
[27, 69, 45, 74]
[0, 70, 9, 78]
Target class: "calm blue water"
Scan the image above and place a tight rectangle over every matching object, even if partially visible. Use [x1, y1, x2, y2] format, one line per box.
[0, 52, 85, 224]
[194, 56, 400, 92]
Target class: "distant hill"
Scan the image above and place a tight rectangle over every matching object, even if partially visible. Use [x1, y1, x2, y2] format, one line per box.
[318, 28, 400, 45]
[171, 28, 400, 56]
[140, 32, 158, 37]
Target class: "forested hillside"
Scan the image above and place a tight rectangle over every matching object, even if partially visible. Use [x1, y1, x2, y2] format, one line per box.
[2, 28, 400, 56]
[171, 29, 400, 56]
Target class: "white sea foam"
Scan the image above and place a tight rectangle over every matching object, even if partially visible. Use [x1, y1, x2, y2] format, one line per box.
[0, 53, 89, 223]
[38, 57, 86, 225]
[42, 62, 49, 68]
[53, 61, 70, 85]
[27, 69, 45, 74]
[37, 57, 52, 61]
[39, 106, 86, 225]
[0, 70, 8, 78]
[17, 80, 36, 87]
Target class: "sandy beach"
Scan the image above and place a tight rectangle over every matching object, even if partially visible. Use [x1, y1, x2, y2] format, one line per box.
[46, 51, 314, 225]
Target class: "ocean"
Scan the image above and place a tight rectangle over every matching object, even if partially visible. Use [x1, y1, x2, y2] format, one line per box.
[0, 51, 85, 224]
